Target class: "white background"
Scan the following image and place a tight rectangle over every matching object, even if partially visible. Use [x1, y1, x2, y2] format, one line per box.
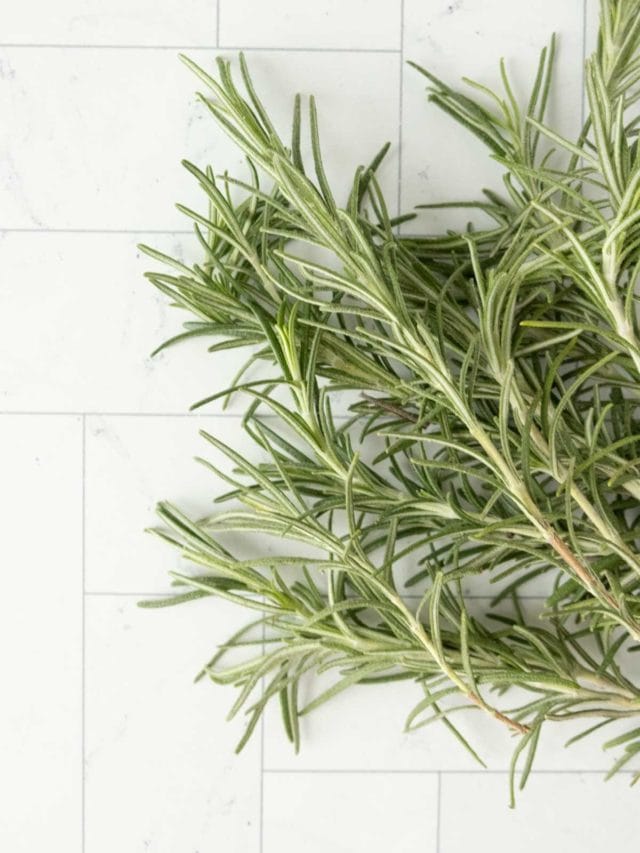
[1, 1, 639, 851]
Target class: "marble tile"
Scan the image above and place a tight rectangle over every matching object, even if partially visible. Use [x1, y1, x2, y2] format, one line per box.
[0, 47, 236, 230]
[84, 413, 325, 594]
[219, 0, 401, 50]
[401, 0, 585, 232]
[262, 632, 640, 774]
[584, 0, 601, 58]
[440, 771, 640, 851]
[84, 414, 255, 593]
[262, 771, 438, 853]
[0, 48, 399, 230]
[0, 231, 247, 414]
[0, 415, 82, 851]
[0, 0, 216, 46]
[84, 593, 261, 852]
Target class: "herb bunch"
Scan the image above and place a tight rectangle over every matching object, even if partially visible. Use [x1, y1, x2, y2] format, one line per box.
[141, 0, 640, 800]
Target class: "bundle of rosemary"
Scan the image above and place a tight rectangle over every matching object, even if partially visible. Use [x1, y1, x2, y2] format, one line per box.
[141, 0, 640, 800]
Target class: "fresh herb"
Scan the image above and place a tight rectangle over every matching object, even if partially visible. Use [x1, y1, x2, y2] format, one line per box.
[140, 0, 640, 800]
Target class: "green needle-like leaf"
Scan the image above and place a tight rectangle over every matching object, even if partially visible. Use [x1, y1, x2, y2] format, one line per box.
[141, 0, 640, 800]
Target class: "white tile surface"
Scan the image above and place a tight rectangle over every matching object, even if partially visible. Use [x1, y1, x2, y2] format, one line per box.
[0, 1, 216, 46]
[223, 50, 401, 204]
[584, 0, 600, 58]
[401, 0, 585, 232]
[263, 613, 640, 774]
[0, 232, 241, 414]
[84, 412, 332, 592]
[0, 229, 316, 416]
[85, 594, 260, 852]
[263, 771, 438, 853]
[440, 772, 640, 851]
[1, 2, 632, 853]
[84, 414, 258, 593]
[219, 0, 402, 50]
[0, 47, 237, 231]
[0, 48, 398, 230]
[0, 415, 82, 852]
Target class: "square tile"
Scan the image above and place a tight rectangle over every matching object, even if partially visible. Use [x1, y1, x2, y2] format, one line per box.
[262, 660, 640, 775]
[0, 231, 249, 414]
[85, 593, 261, 852]
[401, 0, 584, 232]
[0, 47, 236, 230]
[440, 772, 640, 850]
[0, 0, 216, 46]
[263, 666, 481, 772]
[234, 50, 400, 204]
[84, 413, 319, 594]
[0, 415, 82, 852]
[85, 414, 254, 593]
[264, 594, 640, 774]
[584, 0, 600, 58]
[219, 0, 401, 50]
[0, 231, 391, 418]
[0, 48, 399, 230]
[263, 771, 438, 853]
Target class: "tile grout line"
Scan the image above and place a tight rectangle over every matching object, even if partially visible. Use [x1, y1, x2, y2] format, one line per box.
[0, 225, 194, 237]
[83, 591, 549, 601]
[0, 228, 194, 234]
[81, 414, 86, 853]
[0, 43, 400, 54]
[436, 771, 442, 853]
[0, 411, 355, 419]
[396, 0, 405, 220]
[259, 610, 265, 853]
[261, 768, 638, 775]
[0, 411, 280, 417]
[581, 0, 588, 128]
[259, 725, 265, 853]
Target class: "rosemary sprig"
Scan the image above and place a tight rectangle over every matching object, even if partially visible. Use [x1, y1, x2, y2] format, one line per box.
[141, 0, 640, 799]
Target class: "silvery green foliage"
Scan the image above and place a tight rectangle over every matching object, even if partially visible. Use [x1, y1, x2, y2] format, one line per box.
[141, 0, 640, 802]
